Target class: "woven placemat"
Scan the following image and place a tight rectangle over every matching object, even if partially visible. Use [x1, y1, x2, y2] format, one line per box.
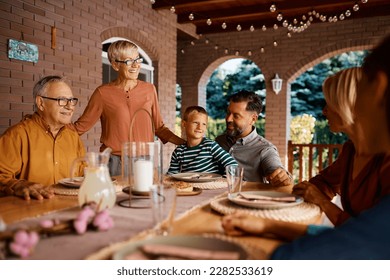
[54, 183, 124, 196]
[210, 196, 320, 222]
[163, 177, 227, 190]
[201, 233, 266, 260]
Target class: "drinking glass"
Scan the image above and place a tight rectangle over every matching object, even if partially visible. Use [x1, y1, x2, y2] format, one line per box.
[225, 165, 244, 199]
[150, 184, 177, 236]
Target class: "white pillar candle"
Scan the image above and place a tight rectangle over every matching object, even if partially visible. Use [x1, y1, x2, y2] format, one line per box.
[133, 159, 153, 192]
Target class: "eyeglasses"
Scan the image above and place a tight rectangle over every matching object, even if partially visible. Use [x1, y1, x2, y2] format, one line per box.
[40, 96, 79, 106]
[115, 57, 143, 66]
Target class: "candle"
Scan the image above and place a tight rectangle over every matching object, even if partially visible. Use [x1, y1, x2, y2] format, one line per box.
[133, 159, 153, 192]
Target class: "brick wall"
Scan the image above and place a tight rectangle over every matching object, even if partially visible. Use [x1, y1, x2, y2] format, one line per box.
[178, 15, 390, 165]
[0, 0, 178, 169]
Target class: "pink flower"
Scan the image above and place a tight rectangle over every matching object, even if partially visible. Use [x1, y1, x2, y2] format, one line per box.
[76, 206, 95, 222]
[92, 210, 114, 231]
[73, 219, 88, 234]
[9, 230, 39, 258]
[39, 219, 54, 228]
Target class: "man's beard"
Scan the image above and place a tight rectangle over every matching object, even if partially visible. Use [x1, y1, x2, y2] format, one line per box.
[226, 122, 243, 138]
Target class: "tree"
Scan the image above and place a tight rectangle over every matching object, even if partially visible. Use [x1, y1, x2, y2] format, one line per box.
[290, 51, 368, 120]
[206, 60, 266, 119]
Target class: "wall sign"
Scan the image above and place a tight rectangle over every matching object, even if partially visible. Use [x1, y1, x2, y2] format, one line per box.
[8, 39, 39, 63]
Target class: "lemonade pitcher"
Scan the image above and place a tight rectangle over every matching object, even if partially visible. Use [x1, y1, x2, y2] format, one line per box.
[71, 148, 116, 210]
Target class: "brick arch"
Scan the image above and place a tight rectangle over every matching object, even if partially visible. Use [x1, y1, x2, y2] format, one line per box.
[198, 55, 265, 106]
[100, 27, 159, 60]
[286, 38, 373, 83]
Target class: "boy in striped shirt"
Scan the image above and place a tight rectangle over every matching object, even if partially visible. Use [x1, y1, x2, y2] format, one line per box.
[167, 106, 237, 175]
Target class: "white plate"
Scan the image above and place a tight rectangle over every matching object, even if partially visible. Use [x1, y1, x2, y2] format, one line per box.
[171, 172, 221, 183]
[228, 191, 304, 209]
[112, 235, 247, 260]
[58, 177, 84, 188]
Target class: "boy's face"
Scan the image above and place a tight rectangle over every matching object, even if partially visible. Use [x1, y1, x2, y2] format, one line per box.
[183, 111, 208, 140]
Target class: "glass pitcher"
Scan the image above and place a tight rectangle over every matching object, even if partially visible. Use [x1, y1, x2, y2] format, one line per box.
[71, 150, 116, 210]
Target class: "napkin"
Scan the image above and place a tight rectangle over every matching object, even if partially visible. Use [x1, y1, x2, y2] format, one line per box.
[238, 193, 296, 202]
[139, 243, 241, 260]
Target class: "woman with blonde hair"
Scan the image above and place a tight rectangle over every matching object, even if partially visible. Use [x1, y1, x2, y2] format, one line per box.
[291, 65, 390, 226]
[73, 40, 185, 175]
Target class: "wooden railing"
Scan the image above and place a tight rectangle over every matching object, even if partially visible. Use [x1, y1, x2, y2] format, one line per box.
[287, 140, 343, 183]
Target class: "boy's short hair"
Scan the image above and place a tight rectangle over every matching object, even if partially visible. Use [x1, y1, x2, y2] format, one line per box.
[183, 106, 208, 121]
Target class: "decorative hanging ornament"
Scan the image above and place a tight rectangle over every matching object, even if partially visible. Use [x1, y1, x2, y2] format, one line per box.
[170, 6, 175, 13]
[222, 22, 227, 29]
[270, 4, 276, 12]
[207, 18, 212, 25]
[189, 13, 194, 20]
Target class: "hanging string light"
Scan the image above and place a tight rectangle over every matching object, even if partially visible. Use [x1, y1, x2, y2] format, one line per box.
[166, 0, 370, 57]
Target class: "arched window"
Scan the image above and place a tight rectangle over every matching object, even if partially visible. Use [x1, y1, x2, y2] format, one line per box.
[102, 37, 154, 84]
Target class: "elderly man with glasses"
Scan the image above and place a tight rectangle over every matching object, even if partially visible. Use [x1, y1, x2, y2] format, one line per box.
[0, 76, 85, 200]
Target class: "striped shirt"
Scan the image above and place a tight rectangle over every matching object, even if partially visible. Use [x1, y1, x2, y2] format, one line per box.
[167, 138, 237, 175]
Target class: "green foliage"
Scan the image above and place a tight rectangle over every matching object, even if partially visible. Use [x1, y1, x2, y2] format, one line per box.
[206, 60, 266, 119]
[290, 114, 316, 144]
[313, 119, 348, 144]
[291, 51, 368, 120]
[175, 84, 182, 116]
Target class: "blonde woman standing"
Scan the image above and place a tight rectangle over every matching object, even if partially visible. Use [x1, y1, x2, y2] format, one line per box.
[73, 40, 184, 175]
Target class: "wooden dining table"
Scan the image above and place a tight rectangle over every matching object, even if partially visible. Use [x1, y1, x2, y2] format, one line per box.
[0, 181, 320, 260]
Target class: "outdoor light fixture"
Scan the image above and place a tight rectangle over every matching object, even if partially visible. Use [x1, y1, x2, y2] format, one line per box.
[272, 73, 283, 94]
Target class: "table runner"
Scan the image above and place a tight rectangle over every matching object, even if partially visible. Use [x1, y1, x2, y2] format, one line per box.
[6, 188, 226, 260]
